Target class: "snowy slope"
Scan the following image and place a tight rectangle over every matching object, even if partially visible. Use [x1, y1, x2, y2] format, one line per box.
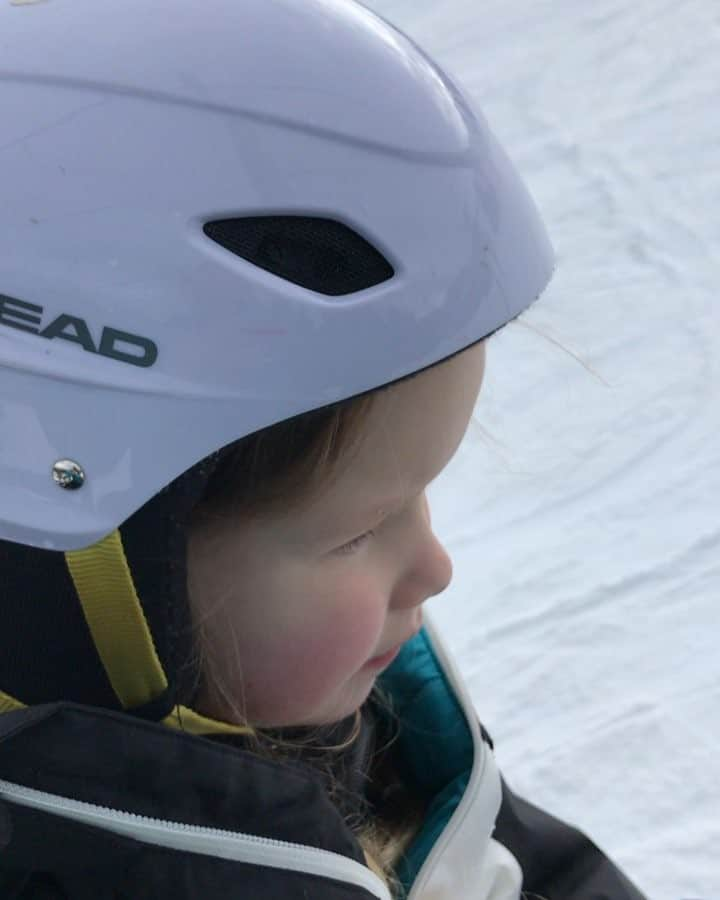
[364, 2, 720, 898]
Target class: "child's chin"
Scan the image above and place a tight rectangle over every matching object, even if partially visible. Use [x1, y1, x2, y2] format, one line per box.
[294, 677, 376, 728]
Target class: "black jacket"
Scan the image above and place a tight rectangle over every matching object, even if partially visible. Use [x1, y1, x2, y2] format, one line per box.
[0, 621, 648, 900]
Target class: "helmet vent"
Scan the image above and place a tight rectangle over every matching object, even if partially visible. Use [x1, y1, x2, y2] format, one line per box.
[203, 216, 394, 297]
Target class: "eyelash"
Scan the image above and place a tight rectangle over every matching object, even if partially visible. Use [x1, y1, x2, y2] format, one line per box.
[337, 529, 375, 555]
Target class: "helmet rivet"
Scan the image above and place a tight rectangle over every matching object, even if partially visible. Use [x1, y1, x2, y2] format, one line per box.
[52, 459, 86, 490]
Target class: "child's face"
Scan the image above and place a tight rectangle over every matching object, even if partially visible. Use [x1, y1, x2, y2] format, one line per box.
[188, 342, 486, 727]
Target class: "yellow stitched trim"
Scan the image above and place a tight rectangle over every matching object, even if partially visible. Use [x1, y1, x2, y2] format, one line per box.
[0, 691, 251, 738]
[0, 684, 250, 739]
[163, 705, 254, 737]
[0, 689, 25, 713]
[65, 530, 168, 709]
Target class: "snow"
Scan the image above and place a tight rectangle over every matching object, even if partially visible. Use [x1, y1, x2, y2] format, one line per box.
[364, 2, 720, 897]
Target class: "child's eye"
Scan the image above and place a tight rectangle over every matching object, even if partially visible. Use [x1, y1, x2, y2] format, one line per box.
[336, 529, 375, 555]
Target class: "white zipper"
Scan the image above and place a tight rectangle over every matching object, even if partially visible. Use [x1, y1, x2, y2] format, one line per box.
[0, 777, 391, 900]
[406, 615, 492, 899]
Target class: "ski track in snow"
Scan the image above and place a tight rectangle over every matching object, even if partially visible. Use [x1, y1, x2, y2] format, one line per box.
[365, 2, 719, 898]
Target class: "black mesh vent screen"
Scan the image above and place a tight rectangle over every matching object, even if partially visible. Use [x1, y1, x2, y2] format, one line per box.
[203, 216, 394, 296]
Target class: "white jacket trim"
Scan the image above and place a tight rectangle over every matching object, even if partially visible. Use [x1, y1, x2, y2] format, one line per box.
[409, 616, 523, 900]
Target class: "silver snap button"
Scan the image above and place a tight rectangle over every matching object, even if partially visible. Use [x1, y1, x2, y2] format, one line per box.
[52, 459, 86, 490]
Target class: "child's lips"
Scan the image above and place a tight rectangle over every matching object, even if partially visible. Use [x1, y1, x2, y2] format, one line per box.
[364, 623, 422, 670]
[364, 644, 402, 670]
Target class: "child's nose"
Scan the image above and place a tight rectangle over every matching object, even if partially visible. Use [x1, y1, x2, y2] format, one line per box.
[417, 532, 454, 601]
[417, 494, 453, 599]
[391, 514, 454, 610]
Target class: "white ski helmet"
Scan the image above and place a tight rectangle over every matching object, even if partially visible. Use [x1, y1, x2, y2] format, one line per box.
[0, 0, 553, 552]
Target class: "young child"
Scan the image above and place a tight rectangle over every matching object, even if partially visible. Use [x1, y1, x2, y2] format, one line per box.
[0, 0, 647, 897]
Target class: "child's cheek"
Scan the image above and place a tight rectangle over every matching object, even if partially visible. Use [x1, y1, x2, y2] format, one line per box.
[247, 588, 386, 724]
[302, 595, 385, 677]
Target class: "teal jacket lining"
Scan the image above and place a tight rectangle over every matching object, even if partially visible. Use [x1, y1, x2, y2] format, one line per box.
[378, 627, 474, 895]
